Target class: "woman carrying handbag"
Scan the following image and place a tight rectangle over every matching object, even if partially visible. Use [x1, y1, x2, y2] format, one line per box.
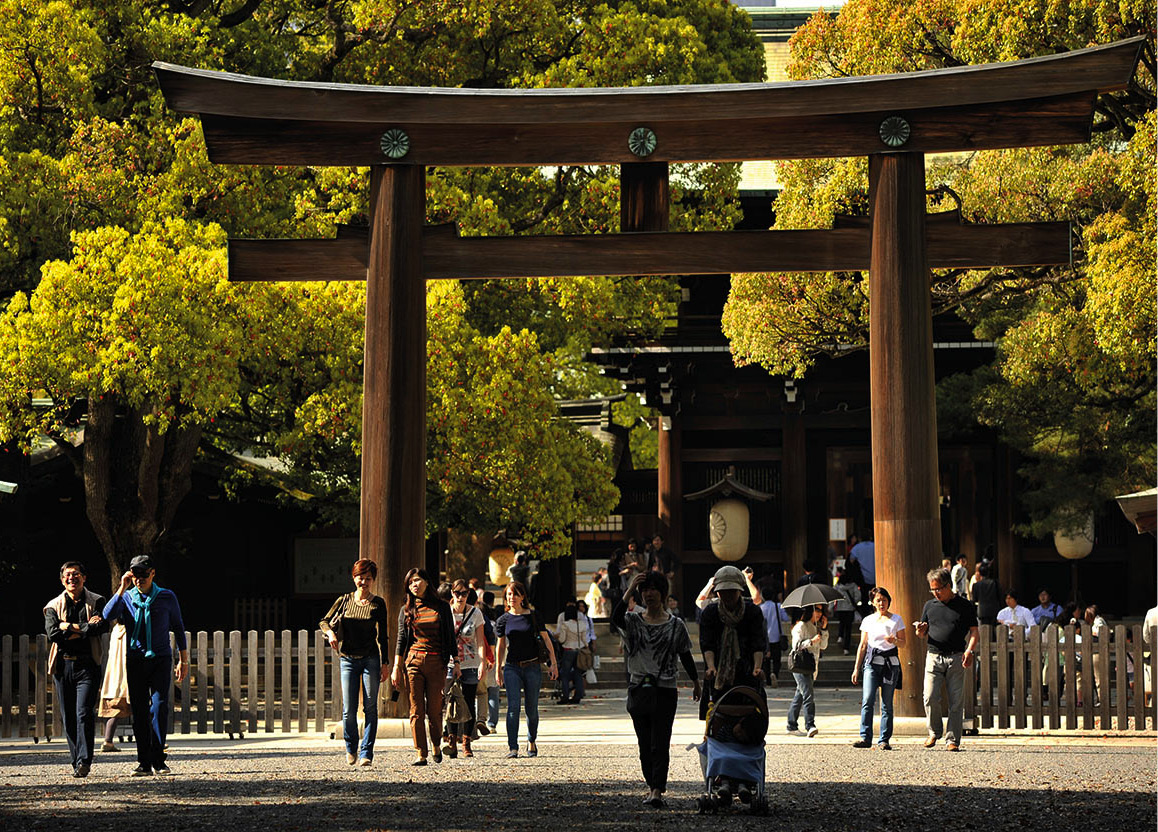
[319, 559, 390, 767]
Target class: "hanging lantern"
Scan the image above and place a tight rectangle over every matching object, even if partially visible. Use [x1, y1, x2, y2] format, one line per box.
[709, 498, 750, 562]
[489, 536, 516, 584]
[685, 465, 774, 563]
[1054, 515, 1095, 560]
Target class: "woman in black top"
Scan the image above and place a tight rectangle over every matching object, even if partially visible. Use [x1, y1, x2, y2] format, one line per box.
[495, 581, 557, 758]
[319, 559, 390, 767]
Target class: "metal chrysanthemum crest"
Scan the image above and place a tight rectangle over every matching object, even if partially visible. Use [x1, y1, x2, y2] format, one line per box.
[380, 129, 411, 159]
[879, 116, 911, 148]
[628, 127, 657, 157]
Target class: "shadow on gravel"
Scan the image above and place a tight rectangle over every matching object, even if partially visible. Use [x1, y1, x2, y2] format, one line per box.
[0, 776, 1153, 832]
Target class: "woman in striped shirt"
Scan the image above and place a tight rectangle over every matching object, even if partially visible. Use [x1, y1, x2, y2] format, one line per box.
[391, 568, 457, 765]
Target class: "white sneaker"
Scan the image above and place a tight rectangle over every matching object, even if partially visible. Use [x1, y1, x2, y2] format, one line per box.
[807, 727, 819, 738]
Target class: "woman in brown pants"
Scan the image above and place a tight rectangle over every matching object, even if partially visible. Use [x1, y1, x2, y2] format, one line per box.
[391, 568, 458, 765]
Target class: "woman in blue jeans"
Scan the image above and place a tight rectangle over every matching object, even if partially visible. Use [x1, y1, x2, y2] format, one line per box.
[787, 604, 827, 737]
[850, 587, 906, 750]
[320, 559, 390, 767]
[495, 581, 558, 758]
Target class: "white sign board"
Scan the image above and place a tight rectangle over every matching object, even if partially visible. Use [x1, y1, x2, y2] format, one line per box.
[828, 518, 847, 541]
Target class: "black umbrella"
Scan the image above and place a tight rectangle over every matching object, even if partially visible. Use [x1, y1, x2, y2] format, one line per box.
[781, 583, 844, 608]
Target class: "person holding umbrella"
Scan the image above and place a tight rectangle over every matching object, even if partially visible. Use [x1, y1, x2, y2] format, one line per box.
[781, 581, 842, 738]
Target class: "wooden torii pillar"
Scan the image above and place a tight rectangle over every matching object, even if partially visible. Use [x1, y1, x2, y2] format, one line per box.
[155, 38, 1141, 718]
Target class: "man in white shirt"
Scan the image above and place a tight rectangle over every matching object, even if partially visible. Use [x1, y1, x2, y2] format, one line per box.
[996, 590, 1035, 637]
[950, 555, 969, 598]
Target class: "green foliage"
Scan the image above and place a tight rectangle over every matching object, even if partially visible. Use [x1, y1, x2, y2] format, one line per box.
[0, 0, 764, 564]
[722, 0, 1156, 534]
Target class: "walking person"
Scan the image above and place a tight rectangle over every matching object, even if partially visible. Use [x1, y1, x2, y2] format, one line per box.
[613, 570, 700, 808]
[971, 563, 1002, 628]
[495, 581, 558, 758]
[97, 621, 131, 753]
[786, 604, 828, 737]
[445, 580, 487, 758]
[319, 558, 390, 767]
[391, 568, 457, 765]
[834, 569, 861, 654]
[556, 600, 588, 705]
[757, 579, 789, 683]
[44, 560, 108, 777]
[699, 565, 767, 707]
[101, 556, 188, 776]
[851, 587, 906, 750]
[914, 567, 978, 751]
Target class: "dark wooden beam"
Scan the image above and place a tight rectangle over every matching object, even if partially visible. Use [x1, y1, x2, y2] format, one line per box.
[228, 221, 1071, 282]
[199, 94, 1096, 166]
[360, 165, 425, 717]
[154, 38, 1141, 124]
[868, 152, 941, 720]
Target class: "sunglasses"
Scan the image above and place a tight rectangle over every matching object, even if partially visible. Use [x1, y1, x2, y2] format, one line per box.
[453, 590, 469, 597]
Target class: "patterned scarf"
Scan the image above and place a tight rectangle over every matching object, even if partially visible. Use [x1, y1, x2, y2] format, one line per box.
[714, 600, 745, 691]
[130, 584, 162, 658]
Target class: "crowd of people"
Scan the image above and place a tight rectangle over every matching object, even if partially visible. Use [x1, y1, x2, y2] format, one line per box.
[42, 543, 1151, 807]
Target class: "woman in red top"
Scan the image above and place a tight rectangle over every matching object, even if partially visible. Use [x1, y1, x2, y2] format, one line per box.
[391, 568, 457, 765]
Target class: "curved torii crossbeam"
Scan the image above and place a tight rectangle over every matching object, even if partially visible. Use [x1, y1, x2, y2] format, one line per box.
[153, 38, 1141, 718]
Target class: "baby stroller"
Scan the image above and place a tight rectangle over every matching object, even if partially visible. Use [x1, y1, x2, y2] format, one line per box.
[694, 685, 769, 815]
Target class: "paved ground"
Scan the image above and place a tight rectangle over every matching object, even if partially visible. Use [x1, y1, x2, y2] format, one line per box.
[2, 688, 1154, 831]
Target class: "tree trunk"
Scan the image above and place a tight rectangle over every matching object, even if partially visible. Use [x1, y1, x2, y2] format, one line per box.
[82, 396, 202, 592]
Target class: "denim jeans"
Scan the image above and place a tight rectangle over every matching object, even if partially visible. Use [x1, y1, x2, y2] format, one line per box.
[859, 660, 896, 743]
[559, 649, 585, 702]
[923, 651, 965, 745]
[503, 662, 542, 750]
[786, 671, 815, 731]
[53, 657, 99, 768]
[340, 655, 380, 760]
[487, 682, 500, 728]
[126, 652, 173, 769]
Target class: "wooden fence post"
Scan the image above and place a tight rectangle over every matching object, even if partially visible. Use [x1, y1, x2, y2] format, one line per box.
[229, 630, 242, 736]
[168, 633, 177, 735]
[996, 626, 1009, 728]
[247, 630, 258, 735]
[2, 635, 11, 738]
[1131, 624, 1146, 730]
[1063, 625, 1077, 729]
[1046, 625, 1060, 729]
[330, 643, 341, 723]
[263, 630, 275, 733]
[196, 631, 209, 734]
[1149, 626, 1157, 729]
[181, 631, 192, 735]
[212, 630, 225, 733]
[34, 635, 48, 741]
[280, 629, 292, 733]
[297, 630, 309, 733]
[1080, 623, 1094, 729]
[1097, 630, 1111, 728]
[1114, 624, 1129, 730]
[1029, 625, 1043, 729]
[313, 630, 325, 733]
[1012, 626, 1026, 728]
[978, 625, 992, 729]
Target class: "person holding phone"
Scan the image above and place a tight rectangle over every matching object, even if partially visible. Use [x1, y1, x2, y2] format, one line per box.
[101, 555, 188, 776]
[851, 587, 906, 749]
[319, 558, 391, 767]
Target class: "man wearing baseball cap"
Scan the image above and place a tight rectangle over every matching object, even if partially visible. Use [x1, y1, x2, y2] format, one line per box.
[102, 555, 188, 775]
[698, 565, 768, 708]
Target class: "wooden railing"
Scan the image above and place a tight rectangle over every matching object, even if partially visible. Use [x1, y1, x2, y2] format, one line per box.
[2, 630, 343, 740]
[963, 623, 1155, 731]
[3, 624, 1155, 739]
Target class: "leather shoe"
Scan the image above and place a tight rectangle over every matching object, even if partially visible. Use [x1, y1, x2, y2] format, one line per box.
[923, 735, 938, 748]
[946, 742, 960, 752]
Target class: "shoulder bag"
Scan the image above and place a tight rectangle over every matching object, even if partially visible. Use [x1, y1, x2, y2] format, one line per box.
[328, 593, 350, 645]
[531, 612, 552, 665]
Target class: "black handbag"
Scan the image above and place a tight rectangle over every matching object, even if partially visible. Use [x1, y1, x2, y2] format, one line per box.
[531, 613, 552, 665]
[627, 674, 659, 714]
[788, 645, 815, 673]
[328, 594, 350, 645]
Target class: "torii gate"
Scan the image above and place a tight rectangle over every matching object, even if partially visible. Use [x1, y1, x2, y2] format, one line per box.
[155, 37, 1141, 717]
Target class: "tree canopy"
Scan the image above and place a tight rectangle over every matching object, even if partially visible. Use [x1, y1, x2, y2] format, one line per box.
[721, 0, 1155, 536]
[0, 0, 765, 575]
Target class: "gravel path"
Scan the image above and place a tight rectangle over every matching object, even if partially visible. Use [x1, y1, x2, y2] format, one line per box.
[2, 734, 1154, 832]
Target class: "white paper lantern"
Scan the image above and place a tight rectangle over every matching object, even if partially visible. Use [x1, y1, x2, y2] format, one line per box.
[709, 498, 750, 562]
[1053, 515, 1094, 560]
